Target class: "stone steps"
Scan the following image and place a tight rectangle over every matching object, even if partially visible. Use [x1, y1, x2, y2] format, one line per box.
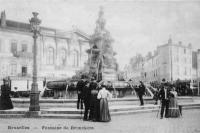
[111, 109, 158, 116]
[0, 114, 25, 118]
[0, 97, 198, 119]
[12, 97, 194, 109]
[0, 102, 199, 119]
[40, 114, 81, 119]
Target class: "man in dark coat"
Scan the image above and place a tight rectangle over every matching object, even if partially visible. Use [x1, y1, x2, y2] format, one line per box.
[0, 78, 13, 110]
[82, 80, 91, 120]
[158, 83, 170, 119]
[137, 81, 146, 106]
[76, 76, 85, 109]
[88, 77, 99, 121]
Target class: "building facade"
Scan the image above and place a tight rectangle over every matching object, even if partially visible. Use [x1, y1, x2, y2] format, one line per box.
[0, 11, 90, 82]
[196, 49, 200, 94]
[125, 38, 193, 83]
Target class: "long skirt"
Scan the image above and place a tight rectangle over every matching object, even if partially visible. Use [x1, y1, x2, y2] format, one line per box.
[168, 98, 180, 118]
[0, 96, 13, 110]
[99, 98, 111, 122]
[89, 95, 100, 121]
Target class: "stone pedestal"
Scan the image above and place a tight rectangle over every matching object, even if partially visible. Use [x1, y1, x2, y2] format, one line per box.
[29, 90, 40, 111]
[25, 111, 41, 118]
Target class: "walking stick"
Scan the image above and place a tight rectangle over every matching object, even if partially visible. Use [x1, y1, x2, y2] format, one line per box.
[156, 101, 161, 118]
[80, 107, 83, 120]
[80, 99, 84, 120]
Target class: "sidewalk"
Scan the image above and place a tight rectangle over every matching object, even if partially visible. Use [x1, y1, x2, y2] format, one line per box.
[0, 100, 200, 119]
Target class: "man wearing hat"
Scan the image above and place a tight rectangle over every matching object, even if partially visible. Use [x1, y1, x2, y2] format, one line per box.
[76, 75, 85, 109]
[158, 82, 170, 119]
[82, 80, 91, 120]
[88, 77, 99, 121]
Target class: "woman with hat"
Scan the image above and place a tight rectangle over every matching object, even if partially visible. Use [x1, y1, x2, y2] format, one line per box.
[88, 77, 99, 121]
[97, 84, 112, 122]
[0, 78, 13, 110]
[168, 85, 181, 118]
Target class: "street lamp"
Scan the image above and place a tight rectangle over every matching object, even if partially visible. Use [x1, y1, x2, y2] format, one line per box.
[29, 12, 41, 113]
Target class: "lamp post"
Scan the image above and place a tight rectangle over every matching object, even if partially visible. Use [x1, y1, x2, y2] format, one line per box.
[29, 12, 41, 113]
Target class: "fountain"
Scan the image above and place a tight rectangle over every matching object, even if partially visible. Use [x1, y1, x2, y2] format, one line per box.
[87, 7, 118, 81]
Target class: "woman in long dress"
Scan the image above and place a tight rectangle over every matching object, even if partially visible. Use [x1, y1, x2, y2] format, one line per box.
[97, 85, 112, 122]
[0, 79, 13, 110]
[89, 78, 99, 121]
[168, 87, 180, 118]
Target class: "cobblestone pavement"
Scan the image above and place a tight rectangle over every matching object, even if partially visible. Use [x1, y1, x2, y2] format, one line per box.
[0, 109, 200, 133]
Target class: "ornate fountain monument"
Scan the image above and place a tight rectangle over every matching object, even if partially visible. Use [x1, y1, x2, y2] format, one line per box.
[87, 7, 118, 81]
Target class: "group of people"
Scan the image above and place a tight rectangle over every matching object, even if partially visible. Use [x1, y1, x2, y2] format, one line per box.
[0, 76, 181, 120]
[76, 76, 112, 122]
[131, 79, 181, 119]
[0, 78, 13, 110]
[156, 80, 181, 119]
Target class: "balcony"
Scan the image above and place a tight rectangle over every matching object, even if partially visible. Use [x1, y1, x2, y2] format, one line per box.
[13, 51, 33, 58]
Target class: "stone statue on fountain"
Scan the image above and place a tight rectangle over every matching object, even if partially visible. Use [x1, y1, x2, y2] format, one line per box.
[87, 7, 118, 81]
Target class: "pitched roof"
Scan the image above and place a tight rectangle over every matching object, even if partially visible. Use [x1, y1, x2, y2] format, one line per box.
[0, 19, 90, 40]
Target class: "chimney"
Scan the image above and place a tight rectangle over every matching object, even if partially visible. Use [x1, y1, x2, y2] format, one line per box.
[168, 37, 172, 44]
[188, 43, 192, 48]
[1, 10, 6, 27]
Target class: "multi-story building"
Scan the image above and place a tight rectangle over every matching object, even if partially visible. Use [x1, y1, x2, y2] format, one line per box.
[124, 54, 144, 82]
[157, 38, 192, 82]
[196, 49, 200, 94]
[143, 51, 159, 82]
[0, 11, 90, 91]
[126, 38, 193, 83]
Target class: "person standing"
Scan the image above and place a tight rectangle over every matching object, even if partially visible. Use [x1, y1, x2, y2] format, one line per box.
[97, 85, 112, 122]
[0, 78, 13, 110]
[153, 87, 159, 105]
[82, 80, 91, 120]
[158, 83, 170, 119]
[168, 86, 181, 118]
[89, 77, 99, 121]
[137, 81, 146, 106]
[76, 76, 85, 109]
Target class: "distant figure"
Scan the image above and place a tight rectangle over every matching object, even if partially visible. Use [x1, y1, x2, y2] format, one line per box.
[76, 76, 85, 109]
[82, 80, 91, 121]
[168, 86, 181, 118]
[97, 85, 112, 122]
[153, 87, 159, 105]
[0, 78, 13, 110]
[89, 77, 99, 121]
[137, 81, 146, 106]
[158, 83, 170, 119]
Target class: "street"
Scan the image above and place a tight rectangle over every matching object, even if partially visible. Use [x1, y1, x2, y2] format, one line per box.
[0, 109, 200, 133]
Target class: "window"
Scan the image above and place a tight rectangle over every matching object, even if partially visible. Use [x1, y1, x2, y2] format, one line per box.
[60, 49, 67, 65]
[176, 66, 179, 75]
[72, 50, 79, 67]
[0, 39, 1, 52]
[185, 67, 187, 75]
[11, 41, 17, 54]
[22, 44, 27, 52]
[32, 44, 34, 53]
[22, 66, 27, 76]
[47, 47, 54, 65]
[10, 63, 17, 76]
[184, 49, 186, 54]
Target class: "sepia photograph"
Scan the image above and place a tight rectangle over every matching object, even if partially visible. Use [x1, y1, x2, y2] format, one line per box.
[0, 0, 200, 132]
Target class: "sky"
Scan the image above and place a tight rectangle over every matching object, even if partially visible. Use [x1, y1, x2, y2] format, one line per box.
[0, 0, 200, 70]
